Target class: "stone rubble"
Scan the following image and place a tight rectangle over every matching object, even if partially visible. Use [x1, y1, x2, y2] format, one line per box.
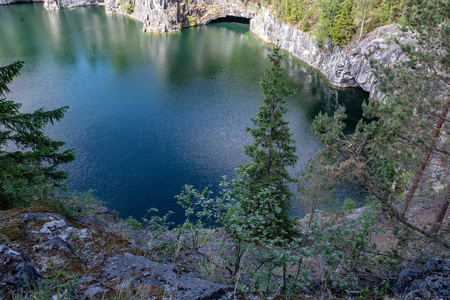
[0, 207, 231, 299]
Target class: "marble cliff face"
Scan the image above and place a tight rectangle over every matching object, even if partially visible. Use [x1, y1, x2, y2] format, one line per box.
[103, 0, 404, 97]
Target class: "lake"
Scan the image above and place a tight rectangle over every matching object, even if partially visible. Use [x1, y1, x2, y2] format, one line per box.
[0, 4, 368, 221]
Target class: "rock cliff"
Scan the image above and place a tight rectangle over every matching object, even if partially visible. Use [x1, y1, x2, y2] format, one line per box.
[103, 0, 403, 97]
[44, 0, 103, 10]
[0, 0, 405, 97]
[0, 0, 42, 4]
[105, 0, 258, 33]
[250, 7, 403, 97]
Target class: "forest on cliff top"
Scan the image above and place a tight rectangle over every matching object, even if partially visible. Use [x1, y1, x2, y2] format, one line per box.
[256, 0, 410, 45]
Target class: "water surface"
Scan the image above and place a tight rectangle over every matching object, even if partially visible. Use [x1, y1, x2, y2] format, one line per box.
[0, 4, 368, 221]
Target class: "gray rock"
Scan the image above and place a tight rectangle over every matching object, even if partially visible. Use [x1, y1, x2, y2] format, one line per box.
[394, 269, 423, 294]
[395, 258, 450, 297]
[23, 0, 406, 97]
[250, 7, 403, 97]
[0, 245, 42, 297]
[84, 286, 110, 298]
[103, 252, 232, 299]
[44, 0, 104, 10]
[36, 237, 73, 254]
[43, 219, 67, 229]
[424, 258, 450, 273]
[422, 258, 450, 297]
[40, 227, 52, 234]
[0, 0, 42, 4]
[102, 0, 403, 97]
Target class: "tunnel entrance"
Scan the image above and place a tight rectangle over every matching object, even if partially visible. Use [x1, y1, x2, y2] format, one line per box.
[208, 16, 251, 24]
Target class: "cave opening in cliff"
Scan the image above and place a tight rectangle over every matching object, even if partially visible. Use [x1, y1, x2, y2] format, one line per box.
[208, 16, 251, 24]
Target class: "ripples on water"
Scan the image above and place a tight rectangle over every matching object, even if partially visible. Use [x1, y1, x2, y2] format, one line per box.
[0, 4, 369, 222]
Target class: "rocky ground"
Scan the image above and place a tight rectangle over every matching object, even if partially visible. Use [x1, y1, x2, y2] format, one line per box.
[0, 206, 231, 299]
[1, 205, 449, 299]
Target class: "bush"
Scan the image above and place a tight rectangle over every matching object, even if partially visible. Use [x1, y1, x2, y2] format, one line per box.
[342, 198, 356, 212]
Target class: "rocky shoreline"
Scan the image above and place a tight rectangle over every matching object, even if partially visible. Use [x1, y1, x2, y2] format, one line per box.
[0, 0, 406, 97]
[102, 0, 404, 97]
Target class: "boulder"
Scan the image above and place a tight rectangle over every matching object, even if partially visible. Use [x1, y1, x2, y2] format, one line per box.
[395, 258, 450, 298]
[101, 252, 232, 299]
[0, 245, 42, 298]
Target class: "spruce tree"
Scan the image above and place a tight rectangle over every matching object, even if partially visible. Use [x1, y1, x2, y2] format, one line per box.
[0, 61, 76, 209]
[237, 46, 298, 239]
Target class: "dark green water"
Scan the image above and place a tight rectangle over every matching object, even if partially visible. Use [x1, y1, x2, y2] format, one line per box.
[0, 4, 368, 221]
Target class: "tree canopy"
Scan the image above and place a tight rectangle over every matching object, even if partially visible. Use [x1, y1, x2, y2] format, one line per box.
[269, 0, 410, 46]
[310, 0, 449, 246]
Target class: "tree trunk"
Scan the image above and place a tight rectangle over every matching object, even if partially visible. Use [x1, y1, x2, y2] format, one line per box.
[359, 10, 366, 41]
[403, 101, 449, 213]
[365, 180, 450, 248]
[359, 0, 367, 42]
[267, 94, 276, 176]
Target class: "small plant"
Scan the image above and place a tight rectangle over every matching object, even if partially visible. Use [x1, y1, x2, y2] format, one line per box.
[125, 215, 143, 230]
[48, 269, 66, 280]
[375, 279, 390, 296]
[31, 234, 41, 242]
[119, 0, 134, 13]
[357, 287, 370, 300]
[46, 189, 103, 219]
[342, 198, 356, 212]
[0, 234, 11, 243]
[187, 15, 197, 26]
[13, 274, 81, 300]
[46, 257, 55, 267]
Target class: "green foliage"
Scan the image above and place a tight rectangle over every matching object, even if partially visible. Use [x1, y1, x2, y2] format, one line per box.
[45, 190, 102, 218]
[251, 0, 409, 46]
[311, 0, 449, 246]
[167, 179, 378, 295]
[297, 152, 338, 233]
[119, 0, 134, 13]
[315, 12, 333, 46]
[0, 61, 75, 210]
[372, 0, 407, 26]
[13, 274, 81, 300]
[125, 215, 143, 230]
[329, 0, 356, 46]
[187, 15, 197, 26]
[342, 198, 356, 212]
[237, 46, 298, 239]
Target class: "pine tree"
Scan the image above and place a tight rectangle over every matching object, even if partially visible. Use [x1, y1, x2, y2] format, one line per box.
[311, 0, 449, 246]
[236, 46, 298, 239]
[0, 61, 76, 209]
[314, 0, 343, 46]
[330, 0, 356, 46]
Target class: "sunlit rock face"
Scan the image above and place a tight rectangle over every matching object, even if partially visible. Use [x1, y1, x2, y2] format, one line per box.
[4, 0, 403, 96]
[105, 0, 258, 33]
[44, 0, 103, 10]
[250, 7, 403, 97]
[103, 0, 403, 96]
[0, 0, 42, 4]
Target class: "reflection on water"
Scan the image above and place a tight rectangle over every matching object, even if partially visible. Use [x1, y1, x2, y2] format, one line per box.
[0, 4, 369, 222]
